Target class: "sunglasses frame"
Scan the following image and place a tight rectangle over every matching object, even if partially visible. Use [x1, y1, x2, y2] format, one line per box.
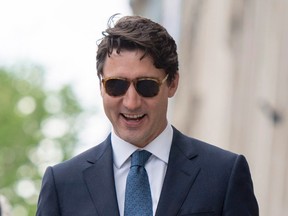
[101, 74, 169, 97]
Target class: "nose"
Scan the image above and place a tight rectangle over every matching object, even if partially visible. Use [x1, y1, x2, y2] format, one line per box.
[122, 83, 142, 110]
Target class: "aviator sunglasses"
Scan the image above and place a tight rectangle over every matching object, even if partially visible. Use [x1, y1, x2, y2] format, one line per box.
[102, 74, 169, 97]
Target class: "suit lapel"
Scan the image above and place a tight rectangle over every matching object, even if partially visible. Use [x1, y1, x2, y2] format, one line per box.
[83, 136, 120, 216]
[155, 128, 200, 216]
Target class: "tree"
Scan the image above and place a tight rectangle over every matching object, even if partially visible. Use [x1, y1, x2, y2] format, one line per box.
[0, 64, 83, 216]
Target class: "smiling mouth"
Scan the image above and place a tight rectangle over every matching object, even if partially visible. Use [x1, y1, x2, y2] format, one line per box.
[121, 113, 146, 121]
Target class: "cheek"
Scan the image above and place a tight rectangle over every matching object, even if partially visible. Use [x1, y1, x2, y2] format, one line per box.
[150, 97, 168, 116]
[102, 97, 113, 110]
[102, 96, 120, 116]
[102, 100, 116, 123]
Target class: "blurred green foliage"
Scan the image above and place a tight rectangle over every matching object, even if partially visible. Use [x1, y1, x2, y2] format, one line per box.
[0, 64, 83, 215]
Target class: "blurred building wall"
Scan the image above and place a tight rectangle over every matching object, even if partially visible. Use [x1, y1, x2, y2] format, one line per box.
[130, 0, 288, 215]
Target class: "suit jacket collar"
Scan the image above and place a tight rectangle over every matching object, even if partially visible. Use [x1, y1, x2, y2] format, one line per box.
[155, 127, 200, 216]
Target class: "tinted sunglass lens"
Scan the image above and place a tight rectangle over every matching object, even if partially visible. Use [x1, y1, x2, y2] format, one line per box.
[105, 79, 129, 96]
[136, 80, 159, 97]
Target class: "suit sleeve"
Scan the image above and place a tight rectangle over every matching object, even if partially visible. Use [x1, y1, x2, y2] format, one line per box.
[223, 155, 259, 216]
[36, 166, 61, 216]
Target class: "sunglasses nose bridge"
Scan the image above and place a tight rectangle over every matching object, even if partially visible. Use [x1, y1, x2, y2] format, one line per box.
[131, 79, 138, 91]
[122, 80, 142, 109]
[126, 80, 139, 95]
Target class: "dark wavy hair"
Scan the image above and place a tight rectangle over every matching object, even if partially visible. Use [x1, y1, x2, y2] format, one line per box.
[96, 14, 179, 84]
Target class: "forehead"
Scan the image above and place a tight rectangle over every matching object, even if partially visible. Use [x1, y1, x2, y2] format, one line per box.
[103, 49, 163, 78]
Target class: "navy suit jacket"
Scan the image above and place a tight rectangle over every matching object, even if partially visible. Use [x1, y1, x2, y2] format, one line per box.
[36, 127, 259, 216]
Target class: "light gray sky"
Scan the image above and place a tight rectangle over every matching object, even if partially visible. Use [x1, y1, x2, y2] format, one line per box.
[0, 0, 132, 152]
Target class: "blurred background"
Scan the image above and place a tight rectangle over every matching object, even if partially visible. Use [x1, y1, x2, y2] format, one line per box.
[0, 0, 287, 215]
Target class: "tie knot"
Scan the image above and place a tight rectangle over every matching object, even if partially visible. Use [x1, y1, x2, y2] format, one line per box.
[131, 150, 151, 167]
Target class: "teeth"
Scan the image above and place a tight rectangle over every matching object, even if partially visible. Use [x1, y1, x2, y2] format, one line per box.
[123, 114, 144, 119]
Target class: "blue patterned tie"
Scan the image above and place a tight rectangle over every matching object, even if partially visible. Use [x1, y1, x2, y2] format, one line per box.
[124, 150, 153, 216]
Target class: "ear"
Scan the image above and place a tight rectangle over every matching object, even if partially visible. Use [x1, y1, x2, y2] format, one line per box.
[168, 72, 179, 98]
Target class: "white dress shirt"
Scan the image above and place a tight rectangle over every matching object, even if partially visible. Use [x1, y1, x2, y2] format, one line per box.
[111, 124, 173, 216]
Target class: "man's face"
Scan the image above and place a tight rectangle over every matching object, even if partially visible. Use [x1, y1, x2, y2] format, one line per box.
[101, 49, 178, 147]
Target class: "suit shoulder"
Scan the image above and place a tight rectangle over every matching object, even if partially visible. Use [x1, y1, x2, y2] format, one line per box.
[52, 136, 111, 172]
[172, 127, 239, 161]
[194, 138, 237, 159]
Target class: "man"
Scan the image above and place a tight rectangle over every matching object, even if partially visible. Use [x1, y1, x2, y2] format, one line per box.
[0, 195, 11, 216]
[36, 15, 259, 216]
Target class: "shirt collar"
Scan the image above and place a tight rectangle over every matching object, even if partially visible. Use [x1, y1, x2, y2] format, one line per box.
[111, 124, 173, 169]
